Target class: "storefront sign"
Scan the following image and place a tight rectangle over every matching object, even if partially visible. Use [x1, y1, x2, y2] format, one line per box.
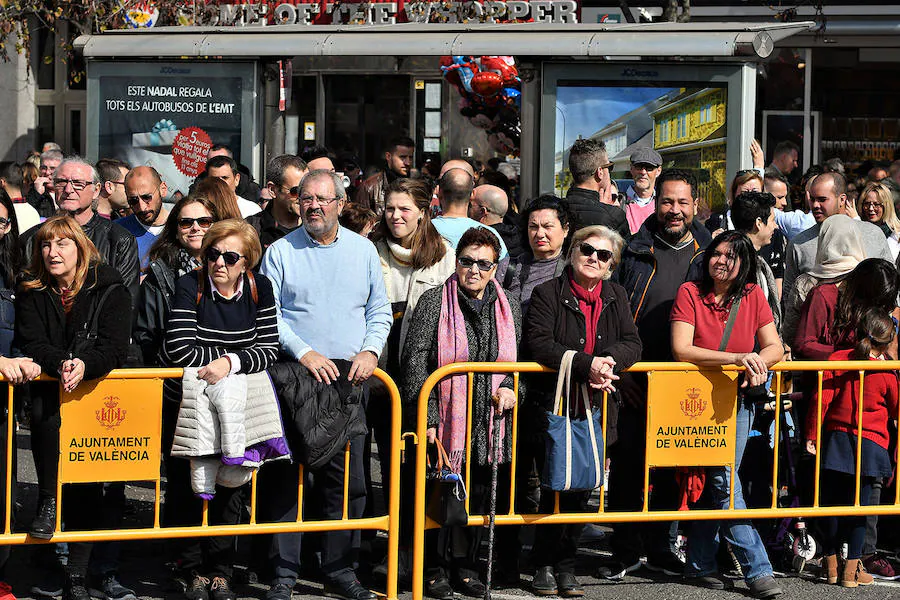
[646, 370, 738, 468]
[94, 63, 253, 198]
[205, 0, 578, 25]
[59, 378, 163, 484]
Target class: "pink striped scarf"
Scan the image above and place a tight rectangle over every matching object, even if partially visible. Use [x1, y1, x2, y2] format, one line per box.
[437, 274, 517, 473]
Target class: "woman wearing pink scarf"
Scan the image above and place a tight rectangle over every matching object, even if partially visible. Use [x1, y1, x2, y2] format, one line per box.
[402, 227, 521, 600]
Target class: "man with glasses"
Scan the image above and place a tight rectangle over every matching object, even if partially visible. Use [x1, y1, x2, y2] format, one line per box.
[623, 146, 663, 234]
[27, 148, 63, 218]
[247, 154, 308, 251]
[119, 166, 170, 271]
[96, 158, 131, 220]
[259, 169, 390, 600]
[21, 157, 139, 301]
[564, 139, 630, 239]
[599, 169, 712, 582]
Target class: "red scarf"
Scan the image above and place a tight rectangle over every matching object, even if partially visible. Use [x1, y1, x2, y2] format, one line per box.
[568, 271, 603, 354]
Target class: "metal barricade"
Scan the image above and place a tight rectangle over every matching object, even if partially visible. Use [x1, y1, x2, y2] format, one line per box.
[410, 360, 900, 600]
[0, 368, 403, 600]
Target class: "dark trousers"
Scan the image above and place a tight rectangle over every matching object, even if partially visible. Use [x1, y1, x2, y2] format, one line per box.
[89, 483, 127, 577]
[531, 442, 590, 575]
[821, 470, 876, 560]
[161, 400, 243, 579]
[607, 404, 679, 563]
[863, 481, 882, 556]
[30, 382, 60, 499]
[62, 483, 104, 576]
[426, 463, 517, 581]
[257, 433, 368, 585]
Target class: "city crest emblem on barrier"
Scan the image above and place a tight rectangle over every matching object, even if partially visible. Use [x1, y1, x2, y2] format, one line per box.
[680, 387, 706, 420]
[96, 396, 126, 429]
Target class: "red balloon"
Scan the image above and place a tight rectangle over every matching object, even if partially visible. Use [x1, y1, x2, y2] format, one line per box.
[471, 72, 503, 98]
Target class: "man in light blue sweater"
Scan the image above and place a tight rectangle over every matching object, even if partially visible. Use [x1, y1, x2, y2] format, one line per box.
[260, 169, 391, 600]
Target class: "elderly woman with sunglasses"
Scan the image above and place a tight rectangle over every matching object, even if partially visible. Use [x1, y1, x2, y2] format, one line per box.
[522, 225, 641, 597]
[163, 219, 280, 599]
[402, 227, 522, 599]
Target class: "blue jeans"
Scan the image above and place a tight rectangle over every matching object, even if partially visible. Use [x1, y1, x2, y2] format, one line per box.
[685, 400, 774, 584]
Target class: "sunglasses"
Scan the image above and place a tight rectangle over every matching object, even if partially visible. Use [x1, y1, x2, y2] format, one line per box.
[457, 256, 496, 271]
[178, 217, 215, 230]
[579, 242, 613, 262]
[0, 217, 10, 228]
[610, 193, 620, 203]
[279, 185, 301, 197]
[206, 247, 245, 266]
[126, 192, 156, 206]
[53, 178, 93, 191]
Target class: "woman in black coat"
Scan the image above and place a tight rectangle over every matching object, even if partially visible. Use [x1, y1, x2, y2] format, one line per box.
[15, 215, 132, 597]
[523, 225, 642, 597]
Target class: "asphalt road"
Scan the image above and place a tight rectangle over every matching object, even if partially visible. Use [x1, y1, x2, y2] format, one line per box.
[7, 428, 900, 600]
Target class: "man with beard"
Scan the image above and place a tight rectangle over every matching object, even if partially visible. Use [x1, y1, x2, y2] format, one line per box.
[623, 147, 663, 234]
[259, 169, 391, 600]
[119, 166, 170, 271]
[598, 169, 711, 581]
[354, 136, 415, 217]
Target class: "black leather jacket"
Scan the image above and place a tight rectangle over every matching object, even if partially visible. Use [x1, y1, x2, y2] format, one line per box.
[134, 257, 176, 366]
[22, 212, 140, 303]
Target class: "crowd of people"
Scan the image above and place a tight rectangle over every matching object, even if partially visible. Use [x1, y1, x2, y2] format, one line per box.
[0, 134, 897, 600]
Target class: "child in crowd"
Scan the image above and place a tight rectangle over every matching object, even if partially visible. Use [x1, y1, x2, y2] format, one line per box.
[806, 309, 898, 588]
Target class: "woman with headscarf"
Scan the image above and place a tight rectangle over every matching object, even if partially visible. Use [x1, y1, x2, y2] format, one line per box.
[782, 215, 865, 352]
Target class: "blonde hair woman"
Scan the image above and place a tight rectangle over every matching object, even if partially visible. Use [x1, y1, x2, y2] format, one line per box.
[857, 181, 900, 260]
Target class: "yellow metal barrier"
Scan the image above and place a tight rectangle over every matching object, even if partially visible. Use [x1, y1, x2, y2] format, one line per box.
[0, 368, 403, 600]
[411, 360, 900, 600]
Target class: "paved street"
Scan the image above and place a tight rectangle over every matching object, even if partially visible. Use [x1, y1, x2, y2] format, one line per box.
[7, 427, 900, 599]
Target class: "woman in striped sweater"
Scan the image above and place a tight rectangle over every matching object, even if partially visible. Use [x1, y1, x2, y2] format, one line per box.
[163, 219, 279, 600]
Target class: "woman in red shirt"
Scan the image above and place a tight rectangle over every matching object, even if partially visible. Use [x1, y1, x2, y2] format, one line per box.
[670, 231, 784, 599]
[806, 310, 898, 588]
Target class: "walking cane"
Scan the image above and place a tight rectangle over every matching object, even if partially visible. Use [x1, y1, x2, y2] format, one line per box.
[484, 403, 503, 600]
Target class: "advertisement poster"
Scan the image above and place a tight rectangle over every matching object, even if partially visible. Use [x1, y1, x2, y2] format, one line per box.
[90, 62, 256, 198]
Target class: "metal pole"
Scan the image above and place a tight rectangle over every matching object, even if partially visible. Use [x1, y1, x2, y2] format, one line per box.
[484, 407, 503, 600]
[802, 48, 813, 173]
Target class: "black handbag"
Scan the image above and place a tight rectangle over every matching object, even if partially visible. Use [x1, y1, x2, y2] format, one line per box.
[69, 283, 142, 367]
[425, 438, 468, 527]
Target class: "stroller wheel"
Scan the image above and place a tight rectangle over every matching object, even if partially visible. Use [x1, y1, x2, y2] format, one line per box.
[792, 535, 817, 561]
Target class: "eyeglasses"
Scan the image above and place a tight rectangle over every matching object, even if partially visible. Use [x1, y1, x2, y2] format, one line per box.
[178, 217, 215, 230]
[579, 242, 613, 262]
[53, 178, 93, 191]
[109, 180, 126, 186]
[126, 188, 159, 206]
[457, 256, 496, 271]
[862, 202, 883, 210]
[0, 217, 10, 228]
[279, 185, 301, 197]
[632, 163, 657, 171]
[610, 193, 620, 203]
[736, 169, 759, 178]
[206, 247, 245, 266]
[600, 162, 615, 171]
[299, 194, 341, 206]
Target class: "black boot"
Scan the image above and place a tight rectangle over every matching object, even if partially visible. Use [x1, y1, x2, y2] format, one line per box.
[30, 497, 56, 539]
[63, 573, 90, 600]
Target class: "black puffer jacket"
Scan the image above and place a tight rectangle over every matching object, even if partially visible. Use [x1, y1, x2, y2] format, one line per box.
[268, 360, 368, 469]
